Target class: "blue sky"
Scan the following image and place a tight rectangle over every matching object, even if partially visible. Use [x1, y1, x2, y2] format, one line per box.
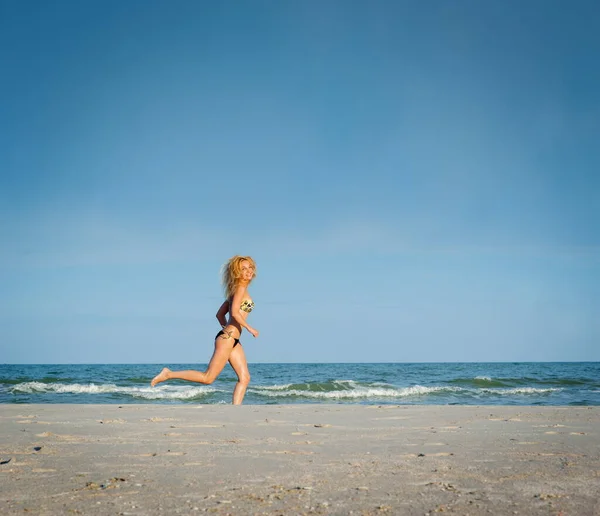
[1, 0, 598, 364]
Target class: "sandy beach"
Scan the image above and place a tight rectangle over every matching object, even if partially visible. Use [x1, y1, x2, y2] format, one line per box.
[1, 405, 598, 515]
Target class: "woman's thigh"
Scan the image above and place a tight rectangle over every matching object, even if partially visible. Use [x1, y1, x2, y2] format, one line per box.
[205, 338, 235, 380]
[228, 344, 250, 381]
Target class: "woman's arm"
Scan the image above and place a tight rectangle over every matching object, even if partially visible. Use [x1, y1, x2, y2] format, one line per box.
[216, 300, 229, 328]
[230, 285, 259, 337]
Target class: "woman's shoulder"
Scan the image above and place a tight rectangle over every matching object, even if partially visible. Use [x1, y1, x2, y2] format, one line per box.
[229, 284, 247, 300]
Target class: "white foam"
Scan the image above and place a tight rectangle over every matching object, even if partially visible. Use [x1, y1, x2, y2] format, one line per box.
[474, 376, 492, 381]
[254, 383, 293, 391]
[11, 382, 218, 400]
[133, 386, 218, 400]
[249, 384, 461, 400]
[482, 387, 560, 395]
[255, 380, 361, 392]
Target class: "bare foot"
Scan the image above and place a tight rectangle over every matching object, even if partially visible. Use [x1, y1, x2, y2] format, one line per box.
[151, 368, 171, 387]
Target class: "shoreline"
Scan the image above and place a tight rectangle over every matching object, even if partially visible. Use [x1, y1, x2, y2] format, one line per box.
[1, 404, 599, 515]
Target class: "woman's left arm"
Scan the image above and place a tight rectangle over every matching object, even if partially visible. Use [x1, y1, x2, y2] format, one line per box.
[216, 300, 229, 328]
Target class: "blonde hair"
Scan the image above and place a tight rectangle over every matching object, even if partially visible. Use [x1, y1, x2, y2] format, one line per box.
[221, 255, 256, 299]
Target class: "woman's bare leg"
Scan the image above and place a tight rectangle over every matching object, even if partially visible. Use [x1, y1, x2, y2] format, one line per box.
[150, 338, 234, 387]
[228, 344, 251, 405]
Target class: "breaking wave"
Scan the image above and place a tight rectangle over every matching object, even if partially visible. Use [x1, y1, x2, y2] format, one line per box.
[11, 381, 218, 400]
[10, 379, 562, 402]
[250, 382, 461, 400]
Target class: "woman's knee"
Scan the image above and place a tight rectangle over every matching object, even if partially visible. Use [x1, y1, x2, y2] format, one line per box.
[238, 372, 251, 386]
[203, 371, 218, 384]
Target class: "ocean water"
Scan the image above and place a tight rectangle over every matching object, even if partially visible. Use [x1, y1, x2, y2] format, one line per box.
[1, 362, 599, 406]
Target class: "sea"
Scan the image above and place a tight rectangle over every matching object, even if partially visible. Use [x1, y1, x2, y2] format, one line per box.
[1, 362, 599, 406]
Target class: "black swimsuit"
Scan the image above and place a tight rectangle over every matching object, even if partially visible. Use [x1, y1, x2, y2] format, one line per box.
[215, 330, 240, 347]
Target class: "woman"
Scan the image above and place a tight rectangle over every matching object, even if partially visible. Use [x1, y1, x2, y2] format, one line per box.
[150, 255, 259, 405]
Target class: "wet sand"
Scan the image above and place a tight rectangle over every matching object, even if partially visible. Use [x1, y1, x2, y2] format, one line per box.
[1, 404, 599, 515]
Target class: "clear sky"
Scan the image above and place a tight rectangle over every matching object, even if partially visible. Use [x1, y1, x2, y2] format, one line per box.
[1, 0, 599, 364]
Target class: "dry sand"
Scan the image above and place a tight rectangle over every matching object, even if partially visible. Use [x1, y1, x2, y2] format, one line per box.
[1, 404, 599, 515]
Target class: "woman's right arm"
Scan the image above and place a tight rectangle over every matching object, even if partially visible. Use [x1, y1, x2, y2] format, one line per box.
[216, 300, 229, 328]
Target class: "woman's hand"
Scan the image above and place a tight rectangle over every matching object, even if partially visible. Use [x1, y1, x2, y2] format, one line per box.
[248, 327, 259, 338]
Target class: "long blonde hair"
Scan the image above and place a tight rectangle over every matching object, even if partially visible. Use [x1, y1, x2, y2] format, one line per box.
[221, 255, 257, 299]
